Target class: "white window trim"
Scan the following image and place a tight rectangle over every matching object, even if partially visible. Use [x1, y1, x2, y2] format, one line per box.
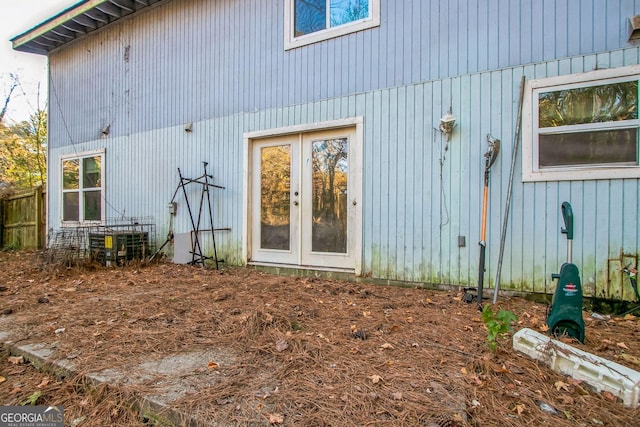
[242, 117, 364, 275]
[522, 64, 640, 182]
[59, 148, 105, 227]
[284, 0, 380, 50]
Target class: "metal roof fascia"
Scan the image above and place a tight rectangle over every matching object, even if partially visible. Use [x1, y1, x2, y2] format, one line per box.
[10, 0, 112, 52]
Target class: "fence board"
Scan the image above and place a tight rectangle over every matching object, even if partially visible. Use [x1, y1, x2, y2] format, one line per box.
[1, 187, 45, 250]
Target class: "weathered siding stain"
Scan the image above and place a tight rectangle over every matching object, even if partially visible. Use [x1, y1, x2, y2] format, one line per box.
[45, 0, 640, 300]
[47, 45, 640, 299]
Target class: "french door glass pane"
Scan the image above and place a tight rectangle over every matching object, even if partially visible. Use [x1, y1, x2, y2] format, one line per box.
[260, 146, 291, 250]
[63, 192, 79, 221]
[84, 191, 102, 221]
[311, 138, 348, 253]
[539, 128, 638, 167]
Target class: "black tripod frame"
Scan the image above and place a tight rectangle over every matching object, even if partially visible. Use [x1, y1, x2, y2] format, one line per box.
[170, 162, 229, 269]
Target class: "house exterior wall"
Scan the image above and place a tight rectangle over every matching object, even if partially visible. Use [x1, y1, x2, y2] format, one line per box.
[48, 0, 640, 147]
[46, 0, 640, 299]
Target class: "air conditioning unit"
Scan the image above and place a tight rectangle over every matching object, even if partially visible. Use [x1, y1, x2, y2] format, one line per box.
[89, 231, 149, 266]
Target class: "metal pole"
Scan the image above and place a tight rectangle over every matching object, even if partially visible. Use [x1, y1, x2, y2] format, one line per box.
[202, 162, 221, 269]
[193, 169, 208, 265]
[178, 168, 204, 265]
[493, 76, 526, 304]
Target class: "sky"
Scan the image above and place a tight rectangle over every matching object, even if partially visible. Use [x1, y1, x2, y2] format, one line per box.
[0, 0, 77, 123]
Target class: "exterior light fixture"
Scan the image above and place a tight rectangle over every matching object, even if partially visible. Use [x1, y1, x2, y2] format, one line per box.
[439, 108, 456, 141]
[184, 122, 193, 132]
[101, 125, 110, 137]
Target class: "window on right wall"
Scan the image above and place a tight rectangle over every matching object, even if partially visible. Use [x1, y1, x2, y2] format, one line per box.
[522, 65, 640, 182]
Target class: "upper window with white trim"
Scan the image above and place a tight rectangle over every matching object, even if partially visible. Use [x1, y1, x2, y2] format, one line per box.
[285, 0, 380, 50]
[61, 150, 104, 224]
[523, 65, 640, 182]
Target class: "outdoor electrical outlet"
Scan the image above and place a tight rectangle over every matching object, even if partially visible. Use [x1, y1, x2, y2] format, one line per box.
[458, 236, 466, 247]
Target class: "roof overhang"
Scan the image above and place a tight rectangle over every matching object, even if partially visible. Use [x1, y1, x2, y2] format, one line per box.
[11, 0, 168, 55]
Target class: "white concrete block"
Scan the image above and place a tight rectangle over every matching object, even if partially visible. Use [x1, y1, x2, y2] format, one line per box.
[172, 232, 192, 264]
[513, 328, 640, 408]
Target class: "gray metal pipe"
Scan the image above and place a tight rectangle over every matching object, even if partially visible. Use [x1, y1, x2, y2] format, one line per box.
[493, 75, 526, 304]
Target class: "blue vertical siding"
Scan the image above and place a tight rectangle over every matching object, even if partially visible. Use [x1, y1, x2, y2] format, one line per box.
[47, 48, 640, 298]
[43, 0, 640, 300]
[48, 0, 640, 147]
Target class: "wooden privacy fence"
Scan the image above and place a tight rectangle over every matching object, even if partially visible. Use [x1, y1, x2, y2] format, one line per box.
[0, 186, 46, 250]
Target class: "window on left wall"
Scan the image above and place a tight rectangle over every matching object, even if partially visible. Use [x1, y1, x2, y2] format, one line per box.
[61, 150, 104, 223]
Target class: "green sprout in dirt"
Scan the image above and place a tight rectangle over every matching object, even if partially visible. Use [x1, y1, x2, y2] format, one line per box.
[290, 320, 303, 331]
[21, 391, 41, 406]
[481, 304, 518, 352]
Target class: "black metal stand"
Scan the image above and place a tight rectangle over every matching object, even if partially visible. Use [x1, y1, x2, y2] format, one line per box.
[170, 162, 229, 269]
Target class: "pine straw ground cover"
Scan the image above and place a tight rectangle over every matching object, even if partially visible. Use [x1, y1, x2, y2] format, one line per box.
[0, 251, 638, 426]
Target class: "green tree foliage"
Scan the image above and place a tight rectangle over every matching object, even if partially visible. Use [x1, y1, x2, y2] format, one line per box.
[260, 145, 291, 227]
[538, 81, 637, 128]
[0, 108, 47, 190]
[310, 138, 348, 253]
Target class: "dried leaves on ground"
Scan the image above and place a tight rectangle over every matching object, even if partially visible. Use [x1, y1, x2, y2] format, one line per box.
[0, 251, 639, 426]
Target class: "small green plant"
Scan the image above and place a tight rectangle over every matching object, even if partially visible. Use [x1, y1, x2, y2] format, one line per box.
[290, 320, 302, 331]
[2, 240, 21, 252]
[481, 304, 518, 352]
[21, 391, 41, 406]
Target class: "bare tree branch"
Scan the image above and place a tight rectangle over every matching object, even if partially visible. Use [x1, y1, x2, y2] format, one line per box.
[0, 74, 19, 123]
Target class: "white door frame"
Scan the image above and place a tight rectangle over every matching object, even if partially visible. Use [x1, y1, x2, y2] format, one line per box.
[243, 117, 364, 275]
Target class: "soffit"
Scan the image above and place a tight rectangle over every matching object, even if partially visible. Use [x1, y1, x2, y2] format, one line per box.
[11, 0, 168, 55]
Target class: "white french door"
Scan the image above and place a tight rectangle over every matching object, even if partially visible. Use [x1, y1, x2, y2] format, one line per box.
[250, 127, 358, 270]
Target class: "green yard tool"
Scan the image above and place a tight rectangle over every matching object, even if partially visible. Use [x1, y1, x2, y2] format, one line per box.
[546, 202, 585, 343]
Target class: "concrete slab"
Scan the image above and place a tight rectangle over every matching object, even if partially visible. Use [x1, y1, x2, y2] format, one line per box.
[1, 336, 236, 426]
